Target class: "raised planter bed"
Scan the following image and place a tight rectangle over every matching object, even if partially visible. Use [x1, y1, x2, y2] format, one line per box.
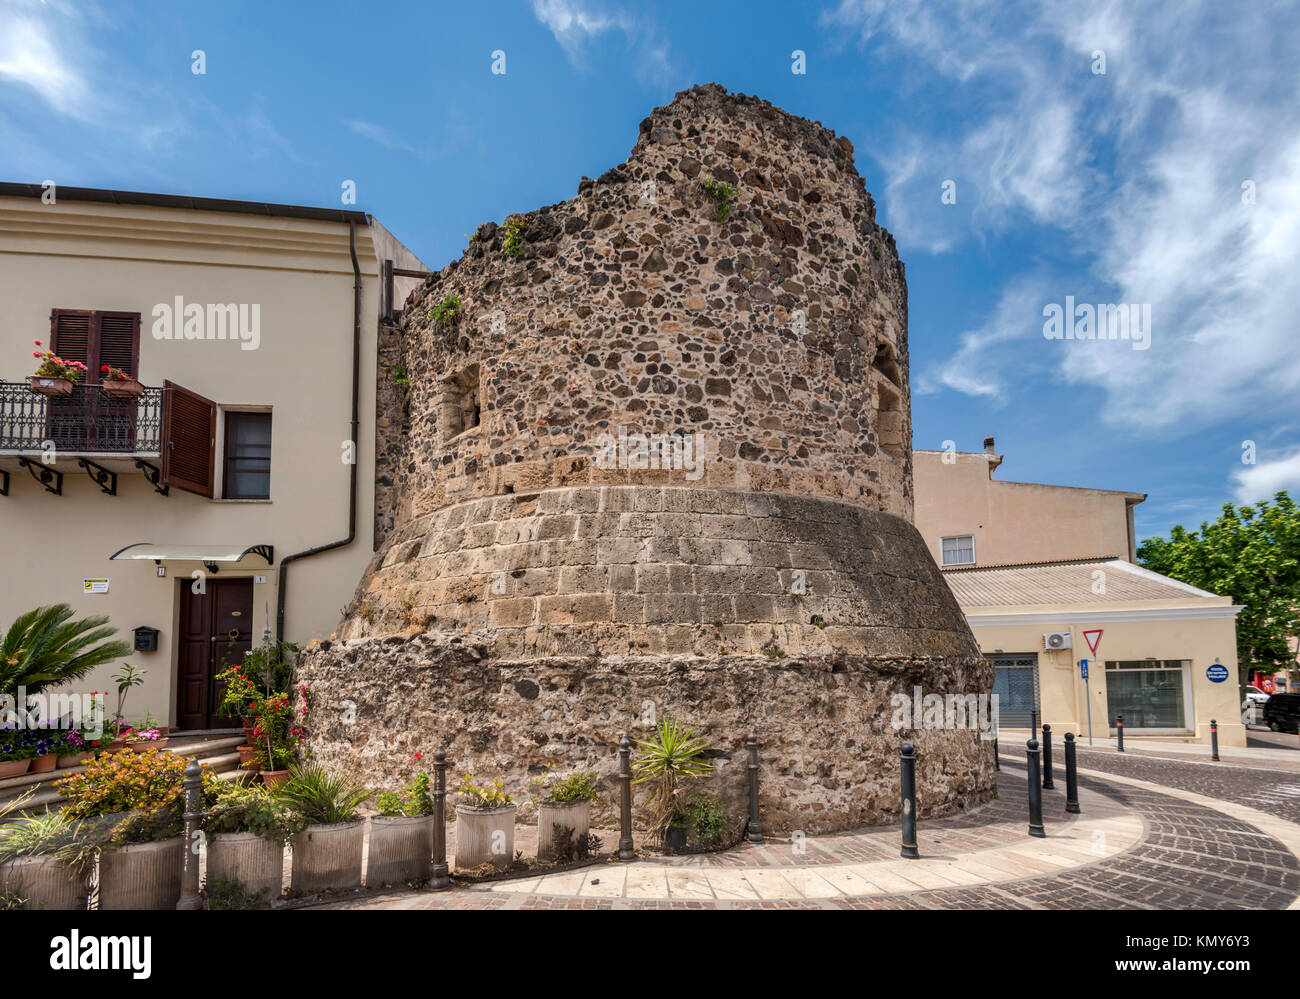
[536, 799, 591, 861]
[98, 837, 184, 910]
[366, 815, 433, 886]
[0, 855, 90, 910]
[289, 819, 364, 894]
[454, 804, 516, 872]
[206, 831, 284, 902]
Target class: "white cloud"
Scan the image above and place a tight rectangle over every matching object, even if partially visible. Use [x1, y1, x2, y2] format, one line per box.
[1233, 451, 1300, 505]
[825, 0, 1300, 437]
[530, 0, 676, 85]
[0, 1, 92, 118]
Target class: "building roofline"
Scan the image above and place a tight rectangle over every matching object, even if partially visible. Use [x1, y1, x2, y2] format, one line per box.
[942, 555, 1122, 573]
[913, 449, 1146, 502]
[0, 182, 371, 226]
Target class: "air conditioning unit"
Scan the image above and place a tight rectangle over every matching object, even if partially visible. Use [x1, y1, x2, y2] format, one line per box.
[1043, 632, 1073, 650]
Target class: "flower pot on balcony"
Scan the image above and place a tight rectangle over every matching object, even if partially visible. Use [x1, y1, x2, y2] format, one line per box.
[98, 837, 184, 910]
[206, 831, 285, 903]
[289, 819, 365, 894]
[28, 375, 74, 397]
[0, 855, 90, 910]
[366, 815, 434, 886]
[0, 759, 32, 780]
[100, 379, 143, 399]
[537, 799, 591, 861]
[453, 804, 517, 872]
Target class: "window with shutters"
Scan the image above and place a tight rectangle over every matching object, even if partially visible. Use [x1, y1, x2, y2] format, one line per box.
[48, 309, 141, 450]
[162, 380, 217, 498]
[222, 411, 272, 499]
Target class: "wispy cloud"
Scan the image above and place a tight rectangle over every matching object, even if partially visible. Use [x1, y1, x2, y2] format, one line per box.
[530, 0, 677, 86]
[825, 0, 1300, 437]
[1233, 450, 1300, 505]
[0, 0, 94, 118]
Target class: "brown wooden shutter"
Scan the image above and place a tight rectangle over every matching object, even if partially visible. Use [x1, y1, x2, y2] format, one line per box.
[96, 312, 140, 379]
[49, 310, 92, 367]
[162, 380, 217, 497]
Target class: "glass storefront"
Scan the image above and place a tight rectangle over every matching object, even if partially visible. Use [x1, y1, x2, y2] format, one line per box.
[1104, 660, 1189, 730]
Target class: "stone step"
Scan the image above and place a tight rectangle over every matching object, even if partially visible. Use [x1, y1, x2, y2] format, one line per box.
[1, 741, 251, 817]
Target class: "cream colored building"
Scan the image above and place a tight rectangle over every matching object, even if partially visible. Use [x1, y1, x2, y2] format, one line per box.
[0, 184, 425, 730]
[914, 441, 1245, 746]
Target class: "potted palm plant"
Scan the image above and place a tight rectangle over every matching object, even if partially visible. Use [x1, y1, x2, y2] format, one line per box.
[28, 341, 87, 396]
[453, 775, 516, 872]
[532, 769, 600, 861]
[368, 767, 435, 886]
[1, 605, 131, 712]
[201, 782, 303, 904]
[98, 364, 143, 399]
[279, 763, 369, 894]
[0, 810, 94, 910]
[631, 716, 714, 853]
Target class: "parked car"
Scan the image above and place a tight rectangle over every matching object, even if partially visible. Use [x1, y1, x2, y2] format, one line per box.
[1262, 693, 1300, 734]
[1242, 688, 1270, 726]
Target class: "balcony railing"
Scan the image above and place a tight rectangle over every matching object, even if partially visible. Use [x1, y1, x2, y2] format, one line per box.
[0, 380, 163, 454]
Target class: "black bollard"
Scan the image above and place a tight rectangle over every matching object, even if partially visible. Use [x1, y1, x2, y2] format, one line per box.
[1026, 738, 1046, 837]
[994, 735, 999, 771]
[1041, 723, 1055, 789]
[1116, 713, 1124, 752]
[746, 729, 763, 843]
[1031, 709, 1038, 741]
[617, 735, 635, 860]
[1064, 732, 1081, 814]
[900, 742, 919, 858]
[177, 758, 203, 910]
[430, 746, 451, 890]
[1211, 719, 1220, 762]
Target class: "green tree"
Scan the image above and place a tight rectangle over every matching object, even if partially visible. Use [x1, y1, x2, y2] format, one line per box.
[0, 604, 131, 697]
[1137, 492, 1300, 674]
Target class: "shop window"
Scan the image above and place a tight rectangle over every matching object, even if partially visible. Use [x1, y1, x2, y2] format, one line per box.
[1104, 660, 1189, 730]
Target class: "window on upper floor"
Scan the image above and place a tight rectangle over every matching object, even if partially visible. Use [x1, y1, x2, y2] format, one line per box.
[222, 411, 272, 499]
[941, 534, 975, 566]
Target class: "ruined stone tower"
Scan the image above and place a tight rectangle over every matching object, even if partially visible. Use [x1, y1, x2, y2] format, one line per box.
[298, 85, 993, 835]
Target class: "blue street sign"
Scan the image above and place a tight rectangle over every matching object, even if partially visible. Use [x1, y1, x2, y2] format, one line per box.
[1079, 659, 1089, 679]
[1206, 663, 1229, 683]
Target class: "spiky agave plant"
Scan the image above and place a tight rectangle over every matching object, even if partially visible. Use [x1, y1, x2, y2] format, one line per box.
[631, 716, 713, 838]
[276, 763, 369, 826]
[0, 604, 131, 697]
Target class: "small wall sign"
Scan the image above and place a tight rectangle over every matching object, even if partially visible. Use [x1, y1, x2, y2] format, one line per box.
[83, 578, 109, 594]
[1206, 663, 1229, 683]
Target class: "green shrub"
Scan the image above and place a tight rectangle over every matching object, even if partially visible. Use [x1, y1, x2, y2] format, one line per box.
[428, 295, 462, 325]
[205, 874, 267, 910]
[201, 783, 305, 844]
[502, 215, 531, 257]
[277, 764, 368, 825]
[684, 792, 729, 846]
[533, 769, 600, 804]
[698, 177, 738, 221]
[375, 773, 434, 817]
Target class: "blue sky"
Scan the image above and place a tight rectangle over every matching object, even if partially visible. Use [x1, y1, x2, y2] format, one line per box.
[2, 0, 1298, 543]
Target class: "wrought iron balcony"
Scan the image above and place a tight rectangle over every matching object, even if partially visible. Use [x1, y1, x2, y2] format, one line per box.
[0, 380, 163, 455]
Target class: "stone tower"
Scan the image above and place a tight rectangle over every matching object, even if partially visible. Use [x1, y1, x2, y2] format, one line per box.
[298, 85, 993, 835]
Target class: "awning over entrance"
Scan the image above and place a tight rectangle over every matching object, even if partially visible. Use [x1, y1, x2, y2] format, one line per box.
[109, 542, 274, 566]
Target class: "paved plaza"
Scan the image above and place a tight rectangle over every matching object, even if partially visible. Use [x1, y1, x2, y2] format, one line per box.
[311, 745, 1300, 911]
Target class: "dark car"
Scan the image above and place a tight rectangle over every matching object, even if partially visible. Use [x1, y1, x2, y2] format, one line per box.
[1262, 693, 1300, 734]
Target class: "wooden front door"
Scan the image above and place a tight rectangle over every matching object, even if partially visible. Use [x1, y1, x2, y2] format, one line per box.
[177, 578, 253, 730]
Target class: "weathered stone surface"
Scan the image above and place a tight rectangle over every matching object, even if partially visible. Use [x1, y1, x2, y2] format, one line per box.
[312, 84, 993, 836]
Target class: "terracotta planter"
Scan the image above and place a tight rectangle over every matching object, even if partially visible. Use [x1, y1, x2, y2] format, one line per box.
[537, 799, 592, 861]
[453, 803, 516, 872]
[367, 815, 433, 886]
[260, 769, 291, 790]
[0, 855, 90, 910]
[237, 745, 258, 769]
[290, 819, 364, 894]
[206, 831, 285, 903]
[30, 753, 58, 774]
[57, 751, 95, 769]
[28, 375, 73, 397]
[125, 738, 169, 753]
[0, 759, 32, 780]
[98, 837, 184, 909]
[101, 379, 143, 399]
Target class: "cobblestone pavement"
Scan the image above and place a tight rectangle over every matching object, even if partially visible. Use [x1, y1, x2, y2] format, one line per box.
[311, 762, 1300, 910]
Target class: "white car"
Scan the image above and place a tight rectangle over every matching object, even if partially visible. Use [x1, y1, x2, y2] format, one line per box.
[1242, 689, 1270, 726]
